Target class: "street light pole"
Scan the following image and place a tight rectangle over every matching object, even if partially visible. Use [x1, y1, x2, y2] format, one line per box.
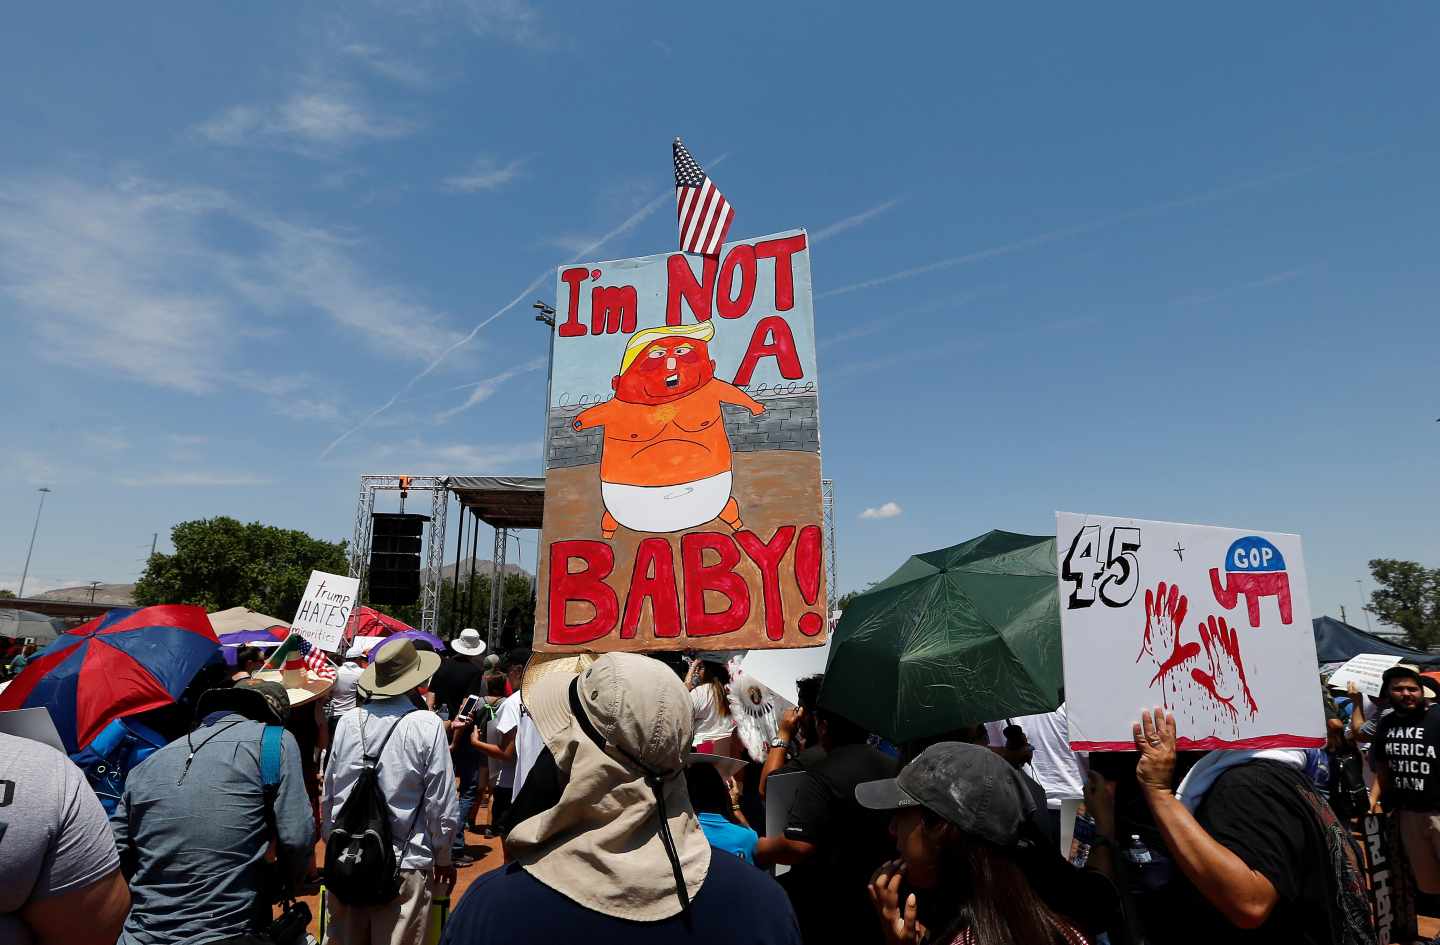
[1356, 578, 1372, 633]
[18, 487, 52, 599]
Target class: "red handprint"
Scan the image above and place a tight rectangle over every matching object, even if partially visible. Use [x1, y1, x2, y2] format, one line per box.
[1140, 582, 1200, 706]
[1190, 615, 1259, 721]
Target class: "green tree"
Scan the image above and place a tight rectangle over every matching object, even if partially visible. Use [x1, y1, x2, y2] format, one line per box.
[0, 589, 15, 600]
[1368, 559, 1440, 650]
[134, 517, 348, 617]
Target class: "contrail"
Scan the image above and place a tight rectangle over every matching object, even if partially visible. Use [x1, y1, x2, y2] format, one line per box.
[816, 160, 1341, 300]
[811, 196, 904, 242]
[435, 357, 546, 423]
[318, 177, 691, 459]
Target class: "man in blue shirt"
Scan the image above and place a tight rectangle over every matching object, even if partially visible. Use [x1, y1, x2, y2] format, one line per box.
[685, 758, 759, 864]
[442, 653, 798, 945]
[111, 679, 315, 945]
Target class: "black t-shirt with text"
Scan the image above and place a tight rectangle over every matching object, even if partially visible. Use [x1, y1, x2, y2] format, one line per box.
[1371, 704, 1440, 811]
[1153, 760, 1337, 945]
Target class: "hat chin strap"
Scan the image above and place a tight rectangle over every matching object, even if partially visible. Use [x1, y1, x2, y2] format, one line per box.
[568, 678, 691, 914]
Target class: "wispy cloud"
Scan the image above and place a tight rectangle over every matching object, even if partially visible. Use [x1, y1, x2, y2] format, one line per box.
[120, 471, 271, 487]
[194, 82, 417, 154]
[1168, 267, 1310, 306]
[340, 43, 430, 87]
[811, 197, 904, 242]
[458, 0, 552, 49]
[0, 175, 463, 396]
[82, 430, 131, 452]
[436, 357, 546, 422]
[817, 162, 1340, 300]
[652, 39, 673, 57]
[321, 179, 679, 457]
[444, 156, 527, 193]
[860, 501, 903, 520]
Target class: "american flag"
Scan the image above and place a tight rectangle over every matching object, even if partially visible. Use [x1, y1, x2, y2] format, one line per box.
[674, 138, 734, 256]
[296, 636, 337, 680]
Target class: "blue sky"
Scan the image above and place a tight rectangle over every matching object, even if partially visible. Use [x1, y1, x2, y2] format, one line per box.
[3, 4, 1436, 628]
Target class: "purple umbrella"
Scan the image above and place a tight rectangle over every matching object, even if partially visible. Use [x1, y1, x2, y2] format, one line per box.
[218, 626, 287, 666]
[368, 630, 447, 660]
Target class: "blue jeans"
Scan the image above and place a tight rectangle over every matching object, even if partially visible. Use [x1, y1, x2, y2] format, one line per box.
[452, 744, 481, 856]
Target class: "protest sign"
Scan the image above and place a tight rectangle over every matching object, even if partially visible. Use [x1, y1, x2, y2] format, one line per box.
[290, 570, 359, 653]
[1057, 512, 1325, 750]
[1363, 813, 1417, 944]
[1329, 653, 1405, 699]
[535, 229, 826, 652]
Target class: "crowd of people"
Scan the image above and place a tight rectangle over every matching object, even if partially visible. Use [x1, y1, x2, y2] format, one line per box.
[8, 629, 1440, 945]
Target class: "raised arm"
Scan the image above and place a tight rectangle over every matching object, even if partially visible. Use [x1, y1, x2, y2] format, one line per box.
[572, 400, 616, 432]
[1135, 709, 1279, 930]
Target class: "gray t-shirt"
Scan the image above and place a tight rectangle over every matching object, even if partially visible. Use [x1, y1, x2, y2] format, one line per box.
[0, 732, 121, 945]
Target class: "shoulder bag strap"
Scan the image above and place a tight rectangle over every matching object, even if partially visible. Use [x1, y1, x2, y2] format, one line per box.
[258, 725, 296, 906]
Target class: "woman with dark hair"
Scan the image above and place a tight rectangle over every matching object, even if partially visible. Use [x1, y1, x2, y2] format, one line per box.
[687, 658, 736, 754]
[858, 742, 1112, 945]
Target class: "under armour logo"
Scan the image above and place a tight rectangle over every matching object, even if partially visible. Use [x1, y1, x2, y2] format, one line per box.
[337, 847, 364, 865]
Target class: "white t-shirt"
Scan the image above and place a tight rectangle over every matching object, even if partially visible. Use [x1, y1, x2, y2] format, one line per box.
[986, 705, 1087, 809]
[494, 692, 522, 790]
[512, 709, 544, 796]
[690, 683, 736, 745]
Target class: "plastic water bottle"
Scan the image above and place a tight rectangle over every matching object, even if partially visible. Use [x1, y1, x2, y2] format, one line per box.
[1124, 834, 1152, 867]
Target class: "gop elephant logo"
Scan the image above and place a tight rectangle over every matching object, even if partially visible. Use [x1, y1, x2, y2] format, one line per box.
[1209, 536, 1293, 628]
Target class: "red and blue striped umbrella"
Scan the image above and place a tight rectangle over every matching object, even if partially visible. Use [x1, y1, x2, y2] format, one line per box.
[0, 604, 219, 753]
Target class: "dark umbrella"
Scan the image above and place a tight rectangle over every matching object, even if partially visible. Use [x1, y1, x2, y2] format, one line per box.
[819, 530, 1061, 743]
[0, 605, 219, 752]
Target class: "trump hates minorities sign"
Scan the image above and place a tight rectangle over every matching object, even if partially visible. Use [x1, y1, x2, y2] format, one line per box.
[1057, 512, 1325, 751]
[535, 229, 827, 652]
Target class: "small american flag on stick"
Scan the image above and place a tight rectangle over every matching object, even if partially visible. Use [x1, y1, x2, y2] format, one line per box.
[674, 137, 734, 256]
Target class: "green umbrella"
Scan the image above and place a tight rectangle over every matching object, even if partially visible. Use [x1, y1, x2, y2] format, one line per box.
[819, 530, 1061, 743]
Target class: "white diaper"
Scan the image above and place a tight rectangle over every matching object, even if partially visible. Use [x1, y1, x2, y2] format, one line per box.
[601, 471, 733, 534]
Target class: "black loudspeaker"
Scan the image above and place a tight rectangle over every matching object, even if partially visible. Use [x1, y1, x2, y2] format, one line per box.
[368, 513, 428, 605]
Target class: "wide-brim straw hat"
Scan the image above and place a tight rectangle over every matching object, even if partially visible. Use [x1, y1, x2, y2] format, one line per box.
[249, 667, 335, 708]
[520, 651, 596, 697]
[359, 638, 441, 697]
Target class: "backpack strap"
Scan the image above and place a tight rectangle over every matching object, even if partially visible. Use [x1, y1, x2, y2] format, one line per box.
[258, 725, 296, 906]
[363, 708, 416, 769]
[260, 724, 284, 792]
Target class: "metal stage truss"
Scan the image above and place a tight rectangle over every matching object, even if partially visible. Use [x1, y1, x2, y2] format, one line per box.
[348, 476, 449, 637]
[349, 474, 838, 646]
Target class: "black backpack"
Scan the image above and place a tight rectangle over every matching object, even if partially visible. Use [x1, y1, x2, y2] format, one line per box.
[324, 710, 419, 906]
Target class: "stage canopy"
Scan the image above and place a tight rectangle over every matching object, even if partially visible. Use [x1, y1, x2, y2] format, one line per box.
[449, 476, 545, 529]
[1313, 615, 1440, 667]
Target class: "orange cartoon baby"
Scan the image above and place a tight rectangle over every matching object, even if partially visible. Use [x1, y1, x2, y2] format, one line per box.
[572, 321, 765, 538]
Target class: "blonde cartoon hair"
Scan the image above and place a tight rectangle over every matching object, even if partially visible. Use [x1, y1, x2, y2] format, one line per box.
[618, 321, 716, 376]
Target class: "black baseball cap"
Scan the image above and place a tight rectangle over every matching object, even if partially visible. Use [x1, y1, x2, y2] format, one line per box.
[855, 741, 1036, 847]
[1382, 663, 1425, 689]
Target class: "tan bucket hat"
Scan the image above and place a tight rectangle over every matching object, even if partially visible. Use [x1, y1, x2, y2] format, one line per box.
[507, 653, 710, 920]
[520, 651, 595, 697]
[358, 638, 441, 697]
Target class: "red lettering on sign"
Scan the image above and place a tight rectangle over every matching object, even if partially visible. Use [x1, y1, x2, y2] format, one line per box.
[754, 234, 806, 312]
[681, 532, 750, 636]
[621, 537, 681, 638]
[548, 540, 618, 645]
[735, 526, 795, 641]
[665, 254, 718, 325]
[733, 316, 804, 386]
[591, 284, 638, 335]
[716, 244, 757, 319]
[558, 267, 589, 338]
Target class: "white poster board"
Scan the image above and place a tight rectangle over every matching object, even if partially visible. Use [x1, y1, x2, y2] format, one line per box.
[1057, 512, 1324, 751]
[290, 570, 359, 654]
[1328, 653, 1405, 699]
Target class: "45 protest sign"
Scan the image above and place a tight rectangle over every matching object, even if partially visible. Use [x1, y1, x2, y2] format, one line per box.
[1057, 512, 1325, 751]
